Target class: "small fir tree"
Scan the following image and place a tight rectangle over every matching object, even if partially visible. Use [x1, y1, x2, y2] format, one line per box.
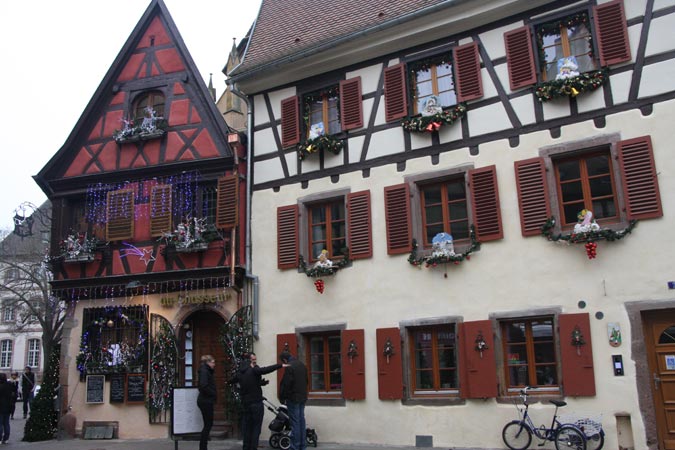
[24, 346, 60, 441]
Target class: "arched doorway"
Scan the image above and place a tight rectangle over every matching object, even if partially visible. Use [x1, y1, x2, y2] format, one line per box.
[180, 310, 229, 433]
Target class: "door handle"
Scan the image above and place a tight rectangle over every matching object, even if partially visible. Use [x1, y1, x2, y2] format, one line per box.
[654, 372, 661, 390]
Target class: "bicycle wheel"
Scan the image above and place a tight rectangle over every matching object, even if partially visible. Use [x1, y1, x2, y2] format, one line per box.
[502, 420, 533, 450]
[555, 425, 587, 450]
[586, 430, 604, 450]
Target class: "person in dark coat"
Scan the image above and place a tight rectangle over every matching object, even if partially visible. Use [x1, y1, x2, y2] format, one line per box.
[8, 373, 18, 420]
[236, 352, 284, 450]
[21, 366, 35, 419]
[279, 351, 308, 450]
[197, 355, 216, 450]
[0, 373, 13, 443]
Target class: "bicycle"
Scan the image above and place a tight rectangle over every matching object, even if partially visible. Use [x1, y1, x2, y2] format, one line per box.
[502, 386, 587, 450]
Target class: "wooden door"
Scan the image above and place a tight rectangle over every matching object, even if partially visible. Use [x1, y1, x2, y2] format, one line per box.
[191, 310, 227, 420]
[644, 310, 675, 449]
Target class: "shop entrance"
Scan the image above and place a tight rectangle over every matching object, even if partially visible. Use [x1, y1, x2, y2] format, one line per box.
[181, 310, 229, 434]
[644, 310, 675, 449]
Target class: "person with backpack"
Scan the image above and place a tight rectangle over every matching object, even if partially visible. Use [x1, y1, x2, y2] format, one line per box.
[21, 366, 35, 419]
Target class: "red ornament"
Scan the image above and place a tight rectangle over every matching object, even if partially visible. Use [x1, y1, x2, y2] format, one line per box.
[584, 241, 598, 259]
[314, 279, 325, 294]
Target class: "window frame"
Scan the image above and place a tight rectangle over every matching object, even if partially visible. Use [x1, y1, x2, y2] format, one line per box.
[303, 86, 341, 139]
[305, 331, 342, 395]
[408, 55, 458, 116]
[27, 338, 40, 368]
[307, 198, 346, 262]
[408, 323, 459, 396]
[3, 303, 14, 323]
[133, 90, 165, 121]
[0, 340, 12, 369]
[298, 189, 350, 264]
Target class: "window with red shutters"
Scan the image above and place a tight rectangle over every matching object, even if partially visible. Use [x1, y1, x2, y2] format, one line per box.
[106, 189, 135, 241]
[341, 329, 365, 400]
[514, 135, 662, 237]
[458, 320, 497, 399]
[339, 77, 363, 131]
[594, 0, 631, 67]
[504, 27, 537, 90]
[376, 328, 403, 400]
[216, 174, 238, 230]
[277, 190, 372, 269]
[453, 42, 483, 102]
[559, 313, 595, 396]
[408, 323, 459, 397]
[280, 96, 300, 148]
[383, 63, 408, 122]
[384, 165, 503, 257]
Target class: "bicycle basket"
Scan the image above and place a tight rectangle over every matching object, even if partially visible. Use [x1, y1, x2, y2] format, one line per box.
[559, 414, 603, 437]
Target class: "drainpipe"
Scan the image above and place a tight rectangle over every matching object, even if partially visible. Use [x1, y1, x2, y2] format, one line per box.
[227, 80, 259, 339]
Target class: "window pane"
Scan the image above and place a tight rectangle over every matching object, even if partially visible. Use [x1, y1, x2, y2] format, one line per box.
[438, 91, 457, 107]
[329, 371, 342, 390]
[509, 366, 530, 387]
[311, 373, 325, 390]
[416, 349, 433, 369]
[310, 337, 323, 353]
[425, 205, 443, 224]
[448, 203, 468, 221]
[450, 220, 469, 240]
[330, 202, 344, 221]
[534, 343, 556, 363]
[507, 344, 528, 365]
[416, 68, 432, 83]
[537, 366, 558, 385]
[437, 76, 455, 94]
[311, 206, 326, 223]
[589, 176, 613, 197]
[541, 34, 563, 63]
[505, 323, 526, 343]
[532, 320, 553, 340]
[416, 370, 433, 389]
[328, 336, 341, 353]
[563, 203, 585, 224]
[310, 352, 324, 372]
[423, 186, 442, 204]
[560, 181, 583, 202]
[586, 155, 610, 176]
[446, 181, 465, 201]
[592, 199, 616, 219]
[557, 160, 581, 181]
[438, 348, 456, 369]
[436, 63, 453, 77]
[659, 326, 675, 344]
[439, 369, 456, 389]
[425, 224, 444, 244]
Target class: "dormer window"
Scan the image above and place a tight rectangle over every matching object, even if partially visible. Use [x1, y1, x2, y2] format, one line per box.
[114, 90, 167, 144]
[134, 91, 165, 119]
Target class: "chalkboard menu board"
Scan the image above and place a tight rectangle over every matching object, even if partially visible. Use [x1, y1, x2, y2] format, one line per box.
[172, 387, 203, 435]
[86, 375, 105, 404]
[110, 374, 125, 403]
[126, 374, 146, 403]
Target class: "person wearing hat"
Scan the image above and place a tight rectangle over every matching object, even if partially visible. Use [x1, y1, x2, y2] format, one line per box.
[279, 351, 308, 450]
[21, 366, 35, 419]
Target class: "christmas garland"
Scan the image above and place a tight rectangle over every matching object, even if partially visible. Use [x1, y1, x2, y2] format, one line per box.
[299, 248, 350, 277]
[297, 135, 344, 160]
[147, 320, 177, 419]
[408, 226, 481, 267]
[535, 70, 607, 102]
[402, 103, 467, 132]
[541, 216, 638, 243]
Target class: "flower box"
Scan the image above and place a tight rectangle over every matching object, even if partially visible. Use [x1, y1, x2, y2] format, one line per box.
[174, 242, 209, 253]
[64, 253, 95, 263]
[114, 129, 165, 144]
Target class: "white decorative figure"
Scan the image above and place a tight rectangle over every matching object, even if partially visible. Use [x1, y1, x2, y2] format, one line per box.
[141, 106, 158, 132]
[573, 209, 601, 233]
[309, 122, 325, 140]
[314, 249, 333, 268]
[431, 232, 455, 257]
[108, 343, 121, 366]
[421, 95, 443, 116]
[556, 57, 580, 80]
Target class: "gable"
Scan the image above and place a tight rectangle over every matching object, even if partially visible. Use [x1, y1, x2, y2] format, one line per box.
[37, 0, 233, 188]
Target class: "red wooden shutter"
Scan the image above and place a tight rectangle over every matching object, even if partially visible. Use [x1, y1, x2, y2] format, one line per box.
[469, 165, 503, 242]
[277, 205, 299, 269]
[340, 77, 363, 131]
[617, 136, 663, 220]
[514, 157, 551, 236]
[383, 63, 408, 122]
[594, 0, 631, 67]
[458, 321, 497, 399]
[150, 184, 172, 237]
[216, 174, 239, 230]
[106, 189, 135, 241]
[277, 333, 298, 397]
[454, 42, 483, 102]
[341, 329, 365, 400]
[559, 313, 596, 397]
[281, 96, 300, 147]
[384, 183, 412, 254]
[376, 328, 403, 400]
[347, 190, 372, 259]
[504, 26, 537, 90]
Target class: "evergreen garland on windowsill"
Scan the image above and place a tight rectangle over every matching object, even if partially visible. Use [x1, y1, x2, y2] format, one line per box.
[541, 216, 637, 244]
[402, 103, 467, 133]
[299, 249, 350, 277]
[297, 135, 344, 160]
[535, 70, 607, 102]
[408, 226, 481, 267]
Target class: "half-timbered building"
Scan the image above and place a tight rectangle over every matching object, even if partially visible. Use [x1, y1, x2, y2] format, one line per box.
[227, 1, 675, 449]
[34, 0, 245, 438]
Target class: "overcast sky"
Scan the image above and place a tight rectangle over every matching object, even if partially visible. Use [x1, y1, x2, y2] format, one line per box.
[0, 0, 261, 231]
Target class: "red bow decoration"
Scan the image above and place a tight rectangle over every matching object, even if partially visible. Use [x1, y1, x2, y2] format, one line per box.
[425, 121, 442, 132]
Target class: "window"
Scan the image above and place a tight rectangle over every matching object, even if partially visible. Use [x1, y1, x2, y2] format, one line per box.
[3, 268, 20, 282]
[515, 135, 662, 236]
[27, 339, 40, 368]
[384, 165, 502, 255]
[305, 87, 341, 138]
[277, 190, 372, 270]
[29, 301, 39, 323]
[537, 14, 596, 81]
[410, 58, 457, 115]
[504, 1, 630, 90]
[133, 91, 165, 120]
[0, 340, 12, 368]
[3, 304, 14, 322]
[307, 332, 342, 393]
[280, 78, 363, 148]
[106, 189, 135, 241]
[409, 324, 458, 395]
[554, 151, 617, 227]
[308, 200, 346, 262]
[502, 317, 558, 391]
[79, 305, 149, 375]
[384, 42, 483, 122]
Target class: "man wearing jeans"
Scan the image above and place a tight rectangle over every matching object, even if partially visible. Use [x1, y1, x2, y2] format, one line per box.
[21, 366, 35, 419]
[279, 351, 308, 450]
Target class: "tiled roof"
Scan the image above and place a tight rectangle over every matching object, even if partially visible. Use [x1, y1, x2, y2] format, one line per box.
[233, 0, 449, 75]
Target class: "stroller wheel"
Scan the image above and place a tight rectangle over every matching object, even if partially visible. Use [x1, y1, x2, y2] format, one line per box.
[279, 435, 291, 450]
[269, 433, 281, 449]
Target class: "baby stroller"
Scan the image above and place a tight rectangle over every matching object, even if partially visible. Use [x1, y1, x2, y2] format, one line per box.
[263, 397, 318, 449]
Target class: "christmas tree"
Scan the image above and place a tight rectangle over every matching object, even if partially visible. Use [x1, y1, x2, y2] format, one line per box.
[24, 346, 60, 441]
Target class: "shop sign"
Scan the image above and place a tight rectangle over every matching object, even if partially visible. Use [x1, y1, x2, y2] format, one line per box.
[160, 293, 228, 307]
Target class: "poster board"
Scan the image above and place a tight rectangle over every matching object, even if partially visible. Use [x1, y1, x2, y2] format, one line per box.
[126, 374, 146, 403]
[171, 387, 203, 436]
[85, 375, 105, 404]
[110, 373, 125, 403]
